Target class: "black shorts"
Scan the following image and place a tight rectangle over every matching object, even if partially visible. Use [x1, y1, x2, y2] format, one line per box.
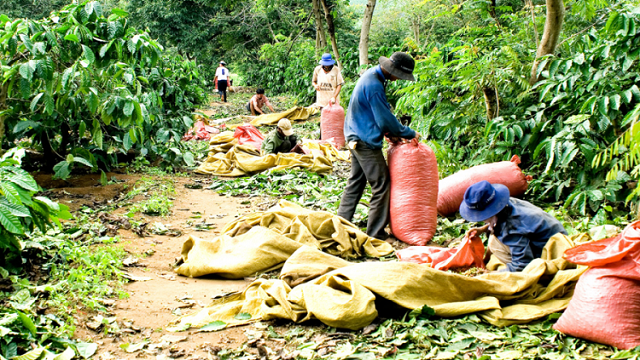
[217, 80, 228, 92]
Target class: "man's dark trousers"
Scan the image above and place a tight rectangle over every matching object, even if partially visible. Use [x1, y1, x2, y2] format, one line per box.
[337, 142, 390, 240]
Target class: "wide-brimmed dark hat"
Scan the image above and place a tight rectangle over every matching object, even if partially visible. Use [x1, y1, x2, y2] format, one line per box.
[379, 52, 416, 81]
[319, 53, 335, 66]
[459, 181, 510, 222]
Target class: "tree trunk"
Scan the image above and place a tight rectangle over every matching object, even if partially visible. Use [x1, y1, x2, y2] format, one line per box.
[0, 84, 6, 148]
[529, 0, 565, 85]
[358, 0, 377, 68]
[483, 87, 499, 121]
[319, 0, 342, 69]
[312, 0, 327, 56]
[411, 17, 420, 46]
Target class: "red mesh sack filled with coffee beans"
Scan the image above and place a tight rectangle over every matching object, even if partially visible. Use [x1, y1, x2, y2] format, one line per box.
[320, 103, 345, 149]
[553, 221, 640, 349]
[233, 124, 265, 150]
[388, 139, 438, 246]
[437, 155, 532, 216]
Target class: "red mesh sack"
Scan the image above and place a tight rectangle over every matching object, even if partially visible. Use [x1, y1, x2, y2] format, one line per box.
[553, 221, 640, 349]
[233, 124, 265, 149]
[388, 139, 438, 246]
[437, 155, 532, 216]
[396, 232, 485, 271]
[320, 103, 345, 149]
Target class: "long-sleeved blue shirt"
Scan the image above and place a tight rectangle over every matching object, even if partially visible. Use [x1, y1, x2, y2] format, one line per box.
[344, 66, 416, 149]
[494, 198, 567, 272]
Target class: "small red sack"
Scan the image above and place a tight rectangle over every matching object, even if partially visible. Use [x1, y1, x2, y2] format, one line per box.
[396, 233, 485, 271]
[388, 139, 438, 246]
[233, 124, 265, 149]
[553, 221, 640, 349]
[320, 103, 345, 149]
[182, 121, 212, 141]
[437, 155, 532, 216]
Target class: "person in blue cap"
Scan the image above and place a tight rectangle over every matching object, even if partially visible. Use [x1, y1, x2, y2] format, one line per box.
[312, 53, 345, 107]
[460, 180, 567, 272]
[337, 52, 420, 240]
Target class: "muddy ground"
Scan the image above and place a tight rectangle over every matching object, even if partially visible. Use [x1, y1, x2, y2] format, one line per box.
[36, 172, 309, 359]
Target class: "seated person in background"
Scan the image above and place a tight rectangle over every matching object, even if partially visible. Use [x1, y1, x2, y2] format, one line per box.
[460, 180, 568, 272]
[261, 119, 301, 155]
[247, 88, 275, 115]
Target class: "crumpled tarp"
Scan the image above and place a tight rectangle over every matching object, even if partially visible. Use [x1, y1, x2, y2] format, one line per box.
[194, 132, 348, 177]
[396, 233, 485, 271]
[250, 107, 318, 127]
[175, 200, 393, 279]
[171, 232, 588, 331]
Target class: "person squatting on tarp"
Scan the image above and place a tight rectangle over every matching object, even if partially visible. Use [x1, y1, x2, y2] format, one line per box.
[247, 88, 275, 116]
[214, 61, 230, 102]
[312, 53, 345, 108]
[460, 181, 568, 272]
[337, 52, 421, 240]
[261, 119, 302, 155]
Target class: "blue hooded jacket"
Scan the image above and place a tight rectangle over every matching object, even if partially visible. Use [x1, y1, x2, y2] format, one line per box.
[344, 66, 415, 149]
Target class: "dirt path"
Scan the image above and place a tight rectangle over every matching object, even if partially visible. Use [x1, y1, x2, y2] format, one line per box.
[37, 173, 263, 359]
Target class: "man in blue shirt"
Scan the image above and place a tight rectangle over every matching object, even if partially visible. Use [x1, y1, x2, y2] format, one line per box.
[337, 52, 420, 240]
[460, 181, 568, 272]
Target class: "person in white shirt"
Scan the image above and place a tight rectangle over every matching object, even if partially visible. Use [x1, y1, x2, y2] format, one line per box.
[312, 53, 345, 107]
[214, 61, 230, 102]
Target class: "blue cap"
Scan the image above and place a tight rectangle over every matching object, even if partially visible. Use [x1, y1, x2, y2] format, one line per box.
[459, 181, 510, 222]
[319, 53, 336, 66]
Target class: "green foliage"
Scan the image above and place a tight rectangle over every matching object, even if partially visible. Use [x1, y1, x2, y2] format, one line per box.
[395, 4, 640, 216]
[0, 1, 206, 177]
[0, 148, 70, 268]
[125, 177, 176, 217]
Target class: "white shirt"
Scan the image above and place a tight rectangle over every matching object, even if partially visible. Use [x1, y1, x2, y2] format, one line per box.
[215, 66, 229, 81]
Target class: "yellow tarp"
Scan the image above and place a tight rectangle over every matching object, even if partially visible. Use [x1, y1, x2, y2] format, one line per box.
[250, 107, 318, 127]
[172, 232, 588, 331]
[194, 132, 349, 177]
[174, 200, 393, 278]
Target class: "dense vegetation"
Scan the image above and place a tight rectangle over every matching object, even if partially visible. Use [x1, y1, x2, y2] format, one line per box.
[1, 0, 640, 358]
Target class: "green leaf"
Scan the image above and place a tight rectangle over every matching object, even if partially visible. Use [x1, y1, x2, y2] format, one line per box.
[44, 94, 55, 115]
[183, 151, 195, 167]
[111, 8, 129, 17]
[79, 121, 87, 137]
[598, 96, 609, 117]
[64, 34, 79, 42]
[199, 320, 227, 332]
[100, 170, 108, 186]
[234, 312, 252, 320]
[29, 93, 44, 111]
[0, 182, 21, 205]
[409, 304, 436, 319]
[0, 205, 24, 234]
[34, 196, 61, 212]
[53, 161, 71, 180]
[52, 347, 76, 360]
[72, 156, 93, 168]
[0, 201, 30, 217]
[93, 128, 103, 149]
[76, 342, 98, 358]
[10, 346, 44, 360]
[122, 133, 133, 151]
[18, 312, 36, 336]
[123, 101, 134, 116]
[82, 45, 96, 64]
[610, 94, 621, 111]
[630, 85, 640, 101]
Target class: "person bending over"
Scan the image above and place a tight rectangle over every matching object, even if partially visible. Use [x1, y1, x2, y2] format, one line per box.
[261, 119, 300, 154]
[247, 88, 275, 115]
[460, 180, 568, 272]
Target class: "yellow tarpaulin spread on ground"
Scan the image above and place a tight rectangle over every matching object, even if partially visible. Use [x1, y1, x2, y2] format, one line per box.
[194, 132, 349, 177]
[171, 231, 588, 331]
[175, 200, 393, 279]
[250, 106, 318, 127]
